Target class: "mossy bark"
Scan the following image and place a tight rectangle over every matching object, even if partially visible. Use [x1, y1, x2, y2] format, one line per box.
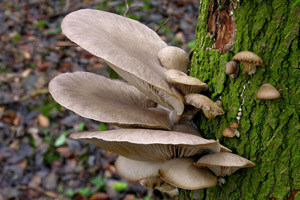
[181, 0, 300, 199]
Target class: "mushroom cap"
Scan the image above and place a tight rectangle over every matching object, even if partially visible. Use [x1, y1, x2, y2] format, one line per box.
[70, 129, 221, 161]
[61, 9, 184, 115]
[194, 152, 256, 176]
[158, 158, 217, 190]
[232, 51, 263, 66]
[158, 46, 190, 73]
[115, 156, 163, 181]
[225, 61, 238, 74]
[229, 122, 239, 129]
[185, 94, 224, 118]
[221, 127, 236, 138]
[49, 72, 172, 130]
[256, 83, 280, 100]
[165, 69, 208, 94]
[233, 51, 263, 74]
[140, 177, 177, 194]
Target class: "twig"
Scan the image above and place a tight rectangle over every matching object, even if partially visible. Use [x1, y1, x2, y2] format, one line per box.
[124, 0, 130, 16]
[155, 18, 170, 32]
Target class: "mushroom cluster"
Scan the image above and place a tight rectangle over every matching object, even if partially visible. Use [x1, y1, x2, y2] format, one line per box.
[49, 9, 255, 194]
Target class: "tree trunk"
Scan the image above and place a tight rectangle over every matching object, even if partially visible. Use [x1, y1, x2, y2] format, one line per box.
[180, 0, 300, 199]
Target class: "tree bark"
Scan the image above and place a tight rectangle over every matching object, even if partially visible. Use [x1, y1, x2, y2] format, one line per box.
[180, 0, 300, 199]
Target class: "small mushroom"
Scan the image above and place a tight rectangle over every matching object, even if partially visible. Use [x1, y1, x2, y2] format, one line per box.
[215, 100, 222, 108]
[70, 129, 221, 161]
[232, 51, 263, 75]
[115, 156, 163, 181]
[256, 83, 280, 100]
[225, 61, 239, 78]
[140, 177, 178, 196]
[194, 152, 256, 177]
[185, 94, 225, 119]
[165, 69, 208, 94]
[158, 46, 190, 73]
[222, 127, 240, 138]
[158, 158, 217, 190]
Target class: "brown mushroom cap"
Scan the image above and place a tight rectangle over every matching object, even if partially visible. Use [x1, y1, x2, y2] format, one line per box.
[222, 127, 236, 138]
[61, 9, 184, 115]
[194, 152, 256, 176]
[165, 69, 208, 94]
[225, 61, 238, 74]
[115, 156, 163, 181]
[70, 129, 221, 161]
[158, 158, 217, 190]
[185, 94, 225, 119]
[49, 72, 173, 130]
[158, 46, 190, 73]
[256, 83, 280, 100]
[232, 51, 263, 74]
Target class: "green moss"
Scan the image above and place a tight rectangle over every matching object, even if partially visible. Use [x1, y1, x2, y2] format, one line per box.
[182, 0, 300, 199]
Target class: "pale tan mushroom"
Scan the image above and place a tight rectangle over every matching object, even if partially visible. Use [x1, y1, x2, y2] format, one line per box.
[194, 152, 256, 176]
[61, 9, 184, 114]
[165, 69, 208, 94]
[232, 51, 263, 75]
[158, 158, 217, 190]
[140, 177, 178, 196]
[70, 129, 221, 161]
[158, 46, 190, 73]
[256, 83, 280, 100]
[49, 72, 173, 130]
[185, 94, 224, 119]
[115, 156, 163, 181]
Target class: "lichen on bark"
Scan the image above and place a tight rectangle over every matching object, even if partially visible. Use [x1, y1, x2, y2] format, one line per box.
[183, 0, 300, 199]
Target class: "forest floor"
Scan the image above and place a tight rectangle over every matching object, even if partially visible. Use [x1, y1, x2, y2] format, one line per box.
[0, 0, 200, 199]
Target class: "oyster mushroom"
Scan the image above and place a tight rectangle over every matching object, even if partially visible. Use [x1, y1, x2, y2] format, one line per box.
[256, 83, 280, 100]
[115, 156, 163, 181]
[49, 72, 173, 130]
[225, 61, 239, 78]
[222, 122, 240, 137]
[70, 129, 221, 161]
[194, 152, 256, 176]
[232, 51, 263, 75]
[158, 46, 190, 73]
[158, 158, 217, 190]
[140, 177, 178, 196]
[62, 9, 184, 115]
[165, 69, 208, 94]
[185, 94, 225, 119]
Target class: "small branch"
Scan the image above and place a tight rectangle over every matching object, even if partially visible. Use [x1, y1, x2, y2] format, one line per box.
[124, 0, 130, 16]
[155, 18, 170, 32]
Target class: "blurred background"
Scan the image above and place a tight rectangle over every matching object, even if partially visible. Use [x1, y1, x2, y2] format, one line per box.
[0, 0, 200, 199]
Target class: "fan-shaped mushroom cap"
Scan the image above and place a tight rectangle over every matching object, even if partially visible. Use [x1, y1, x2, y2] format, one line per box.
[70, 129, 221, 161]
[158, 46, 190, 73]
[256, 83, 280, 100]
[232, 51, 263, 75]
[222, 127, 239, 138]
[140, 177, 177, 195]
[49, 72, 173, 130]
[115, 156, 163, 181]
[185, 94, 224, 119]
[165, 69, 208, 94]
[158, 158, 217, 190]
[62, 9, 184, 115]
[225, 61, 239, 78]
[195, 152, 256, 177]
